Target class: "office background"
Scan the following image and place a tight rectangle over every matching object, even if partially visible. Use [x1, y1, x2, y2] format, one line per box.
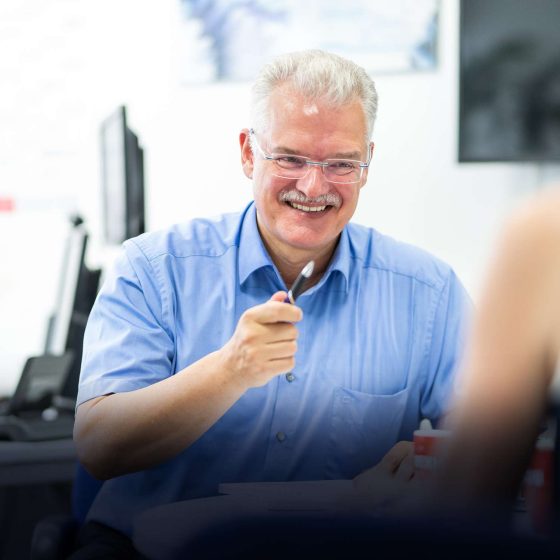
[1, 0, 559, 397]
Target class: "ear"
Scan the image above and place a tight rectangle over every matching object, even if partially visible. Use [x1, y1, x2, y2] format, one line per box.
[239, 128, 254, 179]
[359, 141, 374, 189]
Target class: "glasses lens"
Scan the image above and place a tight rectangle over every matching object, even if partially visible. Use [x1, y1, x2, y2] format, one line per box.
[272, 155, 308, 179]
[275, 155, 308, 170]
[268, 154, 364, 183]
[325, 160, 362, 183]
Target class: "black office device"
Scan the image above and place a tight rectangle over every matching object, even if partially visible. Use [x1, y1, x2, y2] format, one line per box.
[100, 105, 146, 244]
[459, 0, 560, 162]
[0, 353, 76, 441]
[0, 218, 100, 441]
[44, 216, 101, 402]
[7, 353, 75, 416]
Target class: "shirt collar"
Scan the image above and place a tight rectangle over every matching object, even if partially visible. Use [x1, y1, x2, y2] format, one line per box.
[238, 202, 276, 286]
[238, 201, 351, 294]
[321, 226, 350, 294]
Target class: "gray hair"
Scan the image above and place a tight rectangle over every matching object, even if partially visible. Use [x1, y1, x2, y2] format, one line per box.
[250, 49, 378, 147]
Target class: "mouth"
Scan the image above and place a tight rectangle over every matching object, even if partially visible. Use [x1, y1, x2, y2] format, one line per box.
[286, 201, 331, 213]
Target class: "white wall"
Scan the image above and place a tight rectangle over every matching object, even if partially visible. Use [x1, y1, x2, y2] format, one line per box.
[0, 0, 558, 394]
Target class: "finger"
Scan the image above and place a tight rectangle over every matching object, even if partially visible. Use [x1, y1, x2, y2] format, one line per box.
[379, 441, 414, 474]
[267, 356, 296, 376]
[270, 291, 288, 302]
[394, 453, 415, 482]
[246, 300, 303, 324]
[262, 323, 299, 343]
[264, 339, 298, 360]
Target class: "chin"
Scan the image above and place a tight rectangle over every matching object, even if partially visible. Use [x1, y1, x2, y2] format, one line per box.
[281, 232, 334, 252]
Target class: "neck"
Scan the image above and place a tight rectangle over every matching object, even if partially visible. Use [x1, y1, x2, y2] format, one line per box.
[257, 230, 338, 290]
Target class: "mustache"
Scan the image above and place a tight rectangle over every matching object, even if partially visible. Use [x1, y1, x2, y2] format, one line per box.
[279, 189, 342, 208]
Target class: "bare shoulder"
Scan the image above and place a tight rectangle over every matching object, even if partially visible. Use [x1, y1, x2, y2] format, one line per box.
[505, 186, 560, 356]
[508, 186, 560, 242]
[498, 186, 560, 270]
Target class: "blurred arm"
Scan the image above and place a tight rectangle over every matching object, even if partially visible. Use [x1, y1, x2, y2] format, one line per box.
[438, 190, 560, 507]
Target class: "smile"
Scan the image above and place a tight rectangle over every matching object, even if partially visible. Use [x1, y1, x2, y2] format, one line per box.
[288, 202, 329, 213]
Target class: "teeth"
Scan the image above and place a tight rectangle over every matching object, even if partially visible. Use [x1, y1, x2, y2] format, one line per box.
[290, 203, 327, 212]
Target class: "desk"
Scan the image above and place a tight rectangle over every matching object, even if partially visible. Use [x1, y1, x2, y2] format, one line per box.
[0, 438, 76, 486]
[134, 501, 559, 560]
[133, 482, 557, 560]
[0, 439, 76, 558]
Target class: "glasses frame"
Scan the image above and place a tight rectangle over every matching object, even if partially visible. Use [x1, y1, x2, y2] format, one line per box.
[249, 128, 371, 185]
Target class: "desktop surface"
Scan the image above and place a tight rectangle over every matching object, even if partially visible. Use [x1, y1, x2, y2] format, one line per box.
[133, 486, 560, 560]
[0, 412, 75, 442]
[0, 437, 76, 487]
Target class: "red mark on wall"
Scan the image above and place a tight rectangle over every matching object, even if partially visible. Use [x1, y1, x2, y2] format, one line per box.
[0, 198, 15, 212]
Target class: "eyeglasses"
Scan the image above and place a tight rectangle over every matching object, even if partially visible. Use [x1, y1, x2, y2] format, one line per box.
[249, 129, 370, 184]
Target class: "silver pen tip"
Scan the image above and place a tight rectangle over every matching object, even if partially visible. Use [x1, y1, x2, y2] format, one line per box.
[302, 260, 314, 278]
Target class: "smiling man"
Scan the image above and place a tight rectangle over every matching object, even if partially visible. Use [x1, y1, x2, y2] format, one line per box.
[73, 50, 471, 556]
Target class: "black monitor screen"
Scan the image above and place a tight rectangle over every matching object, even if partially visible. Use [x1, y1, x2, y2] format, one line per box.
[100, 106, 145, 243]
[46, 222, 88, 356]
[44, 218, 101, 401]
[459, 0, 560, 162]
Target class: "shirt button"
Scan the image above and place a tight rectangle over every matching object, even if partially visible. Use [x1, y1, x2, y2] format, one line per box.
[276, 431, 286, 442]
[285, 373, 295, 383]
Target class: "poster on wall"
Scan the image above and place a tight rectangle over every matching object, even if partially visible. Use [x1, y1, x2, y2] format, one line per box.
[178, 0, 440, 83]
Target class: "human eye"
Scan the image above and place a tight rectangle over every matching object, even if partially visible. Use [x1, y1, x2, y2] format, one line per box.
[327, 160, 359, 175]
[274, 155, 306, 169]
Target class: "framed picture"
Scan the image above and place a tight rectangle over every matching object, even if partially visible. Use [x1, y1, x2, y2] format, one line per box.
[178, 0, 440, 83]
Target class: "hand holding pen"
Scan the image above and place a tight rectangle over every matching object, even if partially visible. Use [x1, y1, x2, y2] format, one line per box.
[220, 261, 313, 389]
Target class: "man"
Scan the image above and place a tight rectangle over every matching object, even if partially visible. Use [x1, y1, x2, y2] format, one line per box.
[74, 50, 470, 554]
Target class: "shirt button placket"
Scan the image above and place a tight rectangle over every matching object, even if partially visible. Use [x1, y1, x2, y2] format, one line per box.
[285, 373, 295, 383]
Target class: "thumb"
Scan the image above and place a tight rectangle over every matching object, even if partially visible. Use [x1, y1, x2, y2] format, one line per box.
[270, 290, 288, 302]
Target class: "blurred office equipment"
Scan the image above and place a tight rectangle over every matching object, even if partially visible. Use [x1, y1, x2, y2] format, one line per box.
[100, 105, 145, 244]
[0, 439, 78, 560]
[0, 216, 100, 441]
[29, 463, 103, 560]
[44, 215, 101, 404]
[459, 0, 560, 162]
[0, 353, 75, 441]
[0, 216, 101, 556]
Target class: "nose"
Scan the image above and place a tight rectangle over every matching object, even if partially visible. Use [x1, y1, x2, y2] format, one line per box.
[296, 164, 330, 198]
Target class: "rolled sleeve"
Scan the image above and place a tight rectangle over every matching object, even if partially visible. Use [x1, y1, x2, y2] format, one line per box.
[77, 240, 175, 406]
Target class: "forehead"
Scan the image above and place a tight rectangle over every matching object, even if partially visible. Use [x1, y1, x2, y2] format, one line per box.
[265, 84, 367, 153]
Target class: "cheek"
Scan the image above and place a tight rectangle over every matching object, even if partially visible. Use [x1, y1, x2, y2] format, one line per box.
[338, 190, 360, 217]
[254, 174, 291, 200]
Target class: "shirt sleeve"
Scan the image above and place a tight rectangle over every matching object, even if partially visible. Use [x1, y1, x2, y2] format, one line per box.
[420, 268, 472, 426]
[76, 240, 175, 407]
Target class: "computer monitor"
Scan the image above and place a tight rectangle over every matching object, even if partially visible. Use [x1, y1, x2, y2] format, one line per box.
[45, 216, 101, 400]
[459, 0, 560, 162]
[100, 105, 146, 244]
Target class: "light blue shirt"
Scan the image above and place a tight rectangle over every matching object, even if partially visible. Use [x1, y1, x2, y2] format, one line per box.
[78, 202, 471, 536]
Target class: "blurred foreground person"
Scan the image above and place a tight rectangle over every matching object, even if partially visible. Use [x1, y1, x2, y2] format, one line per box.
[437, 186, 560, 519]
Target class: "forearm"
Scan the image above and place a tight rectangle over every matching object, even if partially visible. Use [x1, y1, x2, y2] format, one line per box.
[437, 211, 560, 507]
[75, 291, 301, 480]
[74, 349, 247, 479]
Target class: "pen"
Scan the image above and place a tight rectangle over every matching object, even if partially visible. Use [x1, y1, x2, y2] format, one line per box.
[285, 261, 315, 304]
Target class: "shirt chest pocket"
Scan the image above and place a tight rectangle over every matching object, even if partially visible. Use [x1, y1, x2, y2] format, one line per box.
[324, 386, 409, 479]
